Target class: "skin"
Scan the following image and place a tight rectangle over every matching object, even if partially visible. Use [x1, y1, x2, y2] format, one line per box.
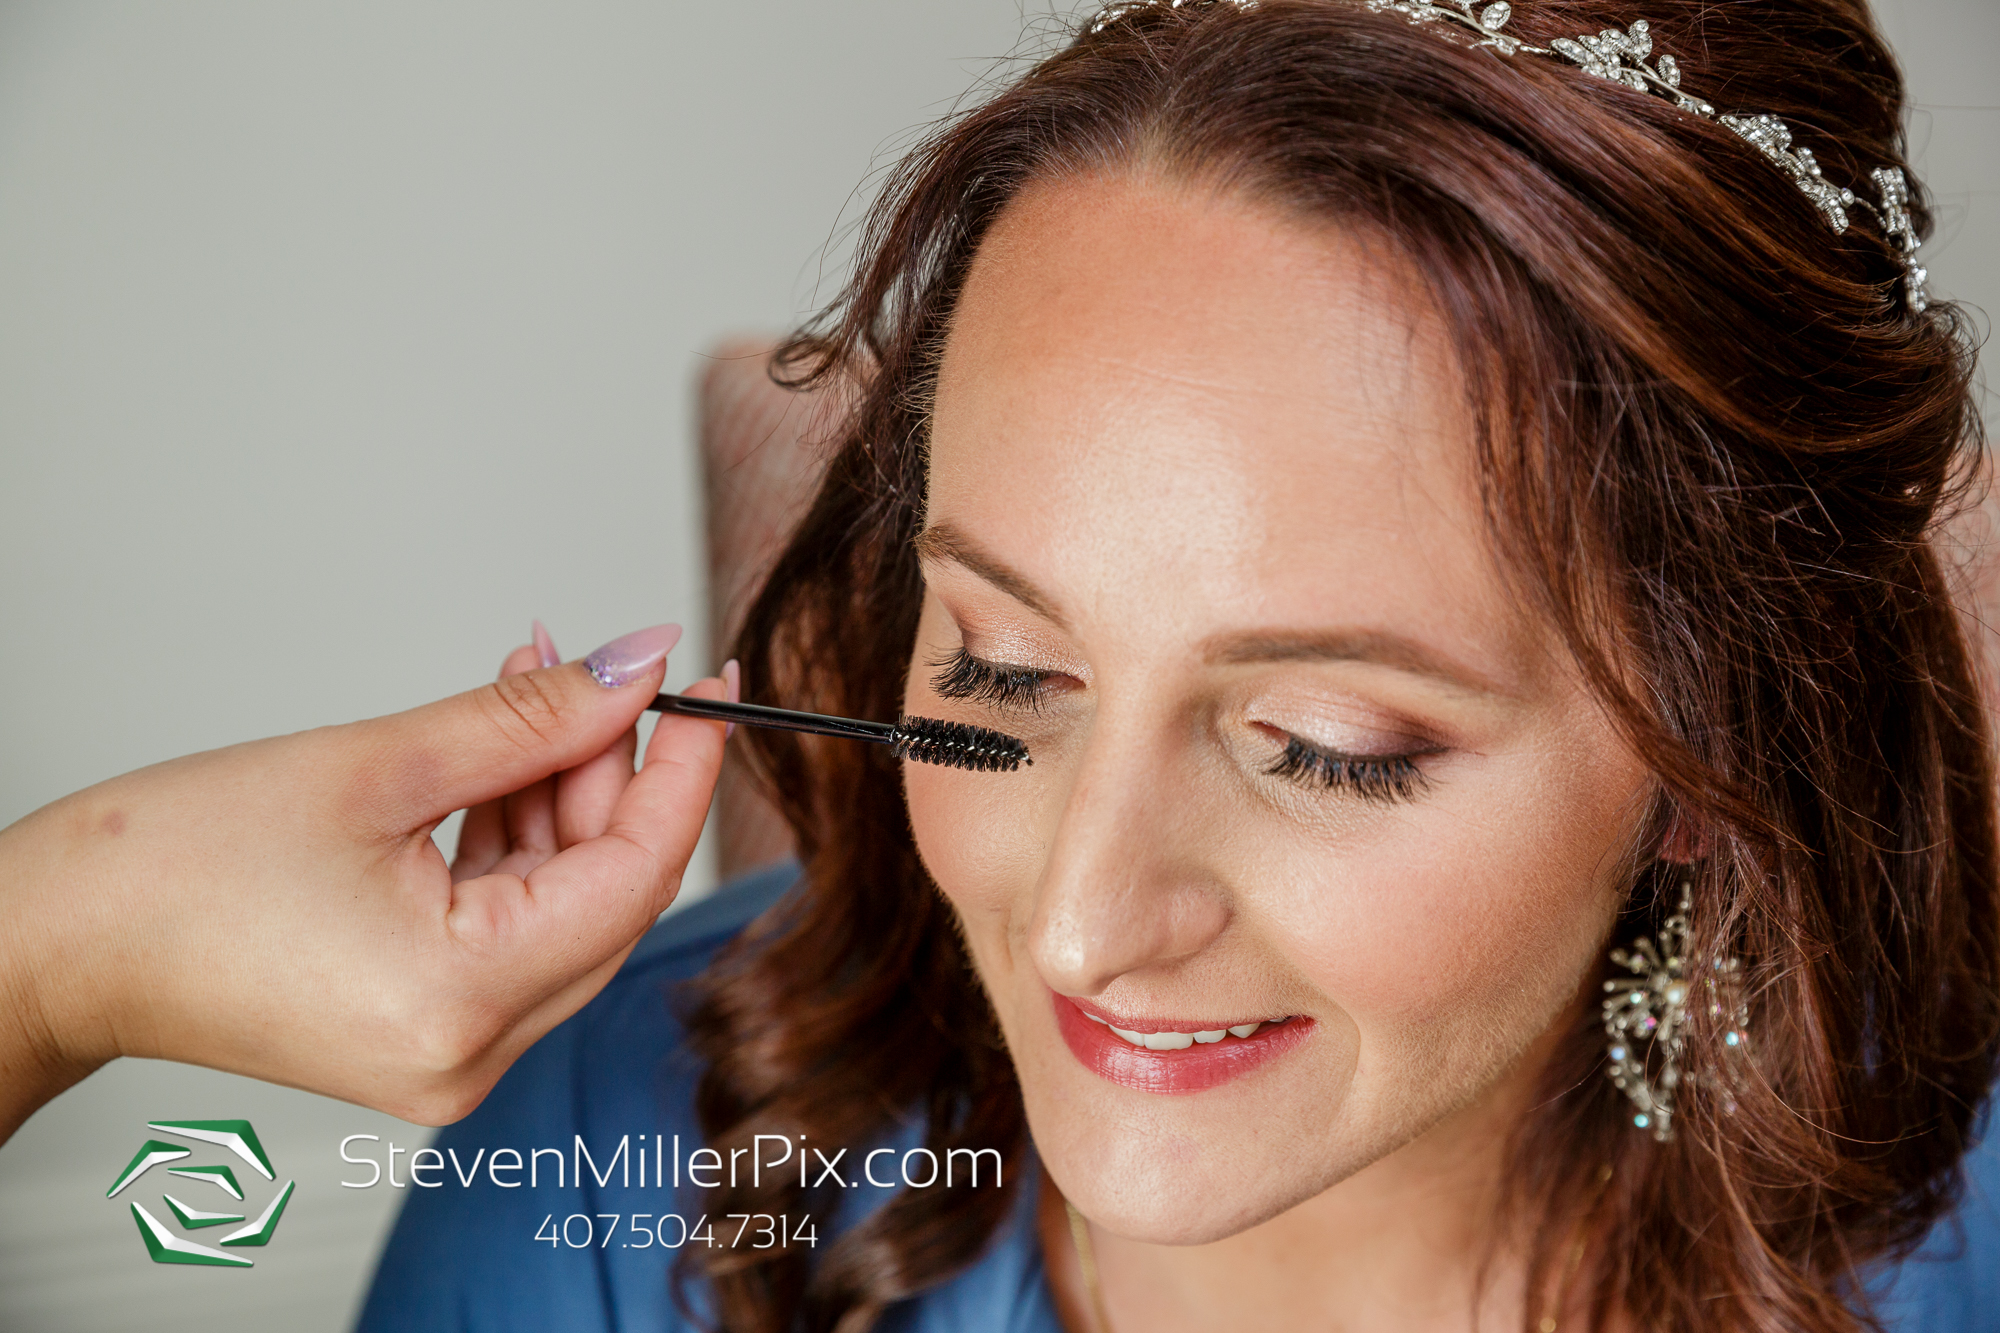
[0, 644, 728, 1142]
[901, 170, 1656, 1330]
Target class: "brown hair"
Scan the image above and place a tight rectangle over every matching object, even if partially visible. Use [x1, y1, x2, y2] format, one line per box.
[679, 2, 1999, 1329]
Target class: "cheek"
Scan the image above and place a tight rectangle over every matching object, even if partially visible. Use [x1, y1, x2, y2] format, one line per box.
[1264, 751, 1641, 1081]
[903, 754, 1052, 942]
[900, 601, 1064, 942]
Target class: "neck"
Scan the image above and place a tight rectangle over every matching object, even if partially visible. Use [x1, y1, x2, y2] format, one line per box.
[1038, 1058, 1557, 1333]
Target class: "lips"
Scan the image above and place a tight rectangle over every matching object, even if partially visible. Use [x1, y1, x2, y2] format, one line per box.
[1053, 992, 1312, 1094]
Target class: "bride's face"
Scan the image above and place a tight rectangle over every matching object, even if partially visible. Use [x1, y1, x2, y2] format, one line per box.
[901, 170, 1651, 1244]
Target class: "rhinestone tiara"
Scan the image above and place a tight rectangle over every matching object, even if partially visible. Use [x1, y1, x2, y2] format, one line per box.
[1088, 0, 1929, 312]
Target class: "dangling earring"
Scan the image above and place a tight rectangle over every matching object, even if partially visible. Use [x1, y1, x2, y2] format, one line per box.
[1601, 875, 1747, 1141]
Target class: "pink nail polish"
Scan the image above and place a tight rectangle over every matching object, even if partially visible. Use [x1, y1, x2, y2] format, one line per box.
[532, 619, 560, 669]
[583, 624, 682, 688]
[722, 659, 741, 737]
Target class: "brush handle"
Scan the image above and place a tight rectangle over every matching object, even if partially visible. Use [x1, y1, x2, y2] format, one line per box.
[648, 693, 896, 744]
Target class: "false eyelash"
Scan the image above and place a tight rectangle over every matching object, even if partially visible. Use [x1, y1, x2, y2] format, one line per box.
[930, 647, 1050, 711]
[1266, 736, 1428, 803]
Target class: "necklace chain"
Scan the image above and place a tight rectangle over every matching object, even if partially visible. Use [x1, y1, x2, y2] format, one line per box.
[1063, 1199, 1115, 1333]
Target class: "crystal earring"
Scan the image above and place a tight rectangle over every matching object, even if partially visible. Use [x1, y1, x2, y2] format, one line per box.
[1601, 876, 1747, 1141]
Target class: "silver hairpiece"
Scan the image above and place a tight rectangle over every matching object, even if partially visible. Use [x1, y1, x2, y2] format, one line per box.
[1087, 0, 1930, 312]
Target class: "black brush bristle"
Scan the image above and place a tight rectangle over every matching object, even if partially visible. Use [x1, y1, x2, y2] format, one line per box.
[890, 715, 1031, 772]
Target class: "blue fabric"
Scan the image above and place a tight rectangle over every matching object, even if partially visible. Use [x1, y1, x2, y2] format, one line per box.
[1870, 1122, 2000, 1330]
[356, 862, 1060, 1333]
[358, 862, 2000, 1330]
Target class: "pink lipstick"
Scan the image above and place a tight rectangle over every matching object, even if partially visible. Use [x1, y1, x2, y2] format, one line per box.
[1053, 992, 1312, 1094]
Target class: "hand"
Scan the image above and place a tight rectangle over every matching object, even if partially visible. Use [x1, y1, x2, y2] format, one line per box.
[0, 623, 728, 1141]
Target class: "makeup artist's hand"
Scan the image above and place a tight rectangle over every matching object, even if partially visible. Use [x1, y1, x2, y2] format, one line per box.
[0, 623, 729, 1143]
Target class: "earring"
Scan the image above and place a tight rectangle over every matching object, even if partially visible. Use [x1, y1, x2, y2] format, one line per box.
[1601, 876, 1747, 1141]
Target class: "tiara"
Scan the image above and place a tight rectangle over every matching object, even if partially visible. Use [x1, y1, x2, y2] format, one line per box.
[1088, 0, 1929, 312]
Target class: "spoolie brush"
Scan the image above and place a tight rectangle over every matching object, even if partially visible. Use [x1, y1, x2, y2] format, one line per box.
[649, 695, 1030, 772]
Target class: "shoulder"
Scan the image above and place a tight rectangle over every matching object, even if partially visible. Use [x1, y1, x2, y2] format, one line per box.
[355, 863, 800, 1333]
[1873, 1124, 2000, 1330]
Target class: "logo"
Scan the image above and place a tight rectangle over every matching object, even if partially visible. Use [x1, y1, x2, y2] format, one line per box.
[105, 1120, 296, 1268]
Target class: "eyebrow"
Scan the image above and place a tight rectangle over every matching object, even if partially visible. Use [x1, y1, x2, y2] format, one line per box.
[913, 523, 1069, 628]
[914, 522, 1509, 697]
[1203, 631, 1509, 697]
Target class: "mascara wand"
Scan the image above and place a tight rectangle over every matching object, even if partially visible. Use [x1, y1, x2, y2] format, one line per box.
[649, 695, 1030, 773]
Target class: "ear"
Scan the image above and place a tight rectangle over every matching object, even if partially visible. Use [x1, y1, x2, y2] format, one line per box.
[1657, 804, 1710, 864]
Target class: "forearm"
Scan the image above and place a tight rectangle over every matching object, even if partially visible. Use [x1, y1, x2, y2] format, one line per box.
[0, 802, 115, 1144]
[0, 970, 96, 1144]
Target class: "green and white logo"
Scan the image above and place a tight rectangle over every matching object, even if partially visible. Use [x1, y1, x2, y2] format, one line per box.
[106, 1120, 295, 1268]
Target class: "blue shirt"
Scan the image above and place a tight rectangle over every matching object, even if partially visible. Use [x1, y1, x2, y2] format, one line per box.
[358, 864, 2000, 1331]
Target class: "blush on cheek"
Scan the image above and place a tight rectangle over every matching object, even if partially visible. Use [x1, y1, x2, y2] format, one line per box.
[1271, 856, 1589, 1032]
[903, 762, 1034, 919]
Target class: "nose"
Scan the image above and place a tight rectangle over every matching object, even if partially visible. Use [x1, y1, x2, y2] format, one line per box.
[1027, 710, 1232, 997]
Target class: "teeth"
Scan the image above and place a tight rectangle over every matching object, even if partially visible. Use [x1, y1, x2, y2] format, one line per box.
[1086, 1012, 1280, 1047]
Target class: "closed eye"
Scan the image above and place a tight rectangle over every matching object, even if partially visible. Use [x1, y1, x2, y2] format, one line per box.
[1266, 735, 1430, 803]
[929, 647, 1051, 711]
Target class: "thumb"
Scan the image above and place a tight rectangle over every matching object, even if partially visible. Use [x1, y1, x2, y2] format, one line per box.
[350, 624, 682, 826]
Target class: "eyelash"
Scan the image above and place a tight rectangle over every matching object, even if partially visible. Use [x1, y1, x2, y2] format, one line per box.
[1265, 736, 1429, 803]
[929, 648, 1051, 711]
[931, 649, 1430, 803]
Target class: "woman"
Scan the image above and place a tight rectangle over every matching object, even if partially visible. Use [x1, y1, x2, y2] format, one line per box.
[363, 0, 1998, 1329]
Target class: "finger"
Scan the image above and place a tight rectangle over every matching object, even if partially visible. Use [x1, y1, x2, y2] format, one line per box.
[497, 643, 543, 679]
[444, 676, 728, 977]
[496, 634, 561, 866]
[560, 674, 731, 918]
[514, 615, 636, 851]
[452, 643, 551, 880]
[350, 623, 682, 829]
[500, 776, 560, 861]
[722, 658, 741, 737]
[454, 787, 510, 882]
[553, 727, 640, 849]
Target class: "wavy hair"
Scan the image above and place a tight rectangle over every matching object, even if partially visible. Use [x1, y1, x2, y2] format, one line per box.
[678, 2, 1999, 1329]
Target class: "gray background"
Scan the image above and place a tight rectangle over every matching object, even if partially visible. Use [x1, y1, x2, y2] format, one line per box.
[0, 1, 1992, 1330]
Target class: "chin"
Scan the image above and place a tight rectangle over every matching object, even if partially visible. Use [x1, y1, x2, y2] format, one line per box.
[1044, 1129, 1345, 1245]
[1021, 1059, 1363, 1245]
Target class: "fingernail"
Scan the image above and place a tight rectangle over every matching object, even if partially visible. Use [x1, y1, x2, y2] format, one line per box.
[722, 659, 741, 737]
[532, 619, 560, 669]
[583, 624, 682, 688]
